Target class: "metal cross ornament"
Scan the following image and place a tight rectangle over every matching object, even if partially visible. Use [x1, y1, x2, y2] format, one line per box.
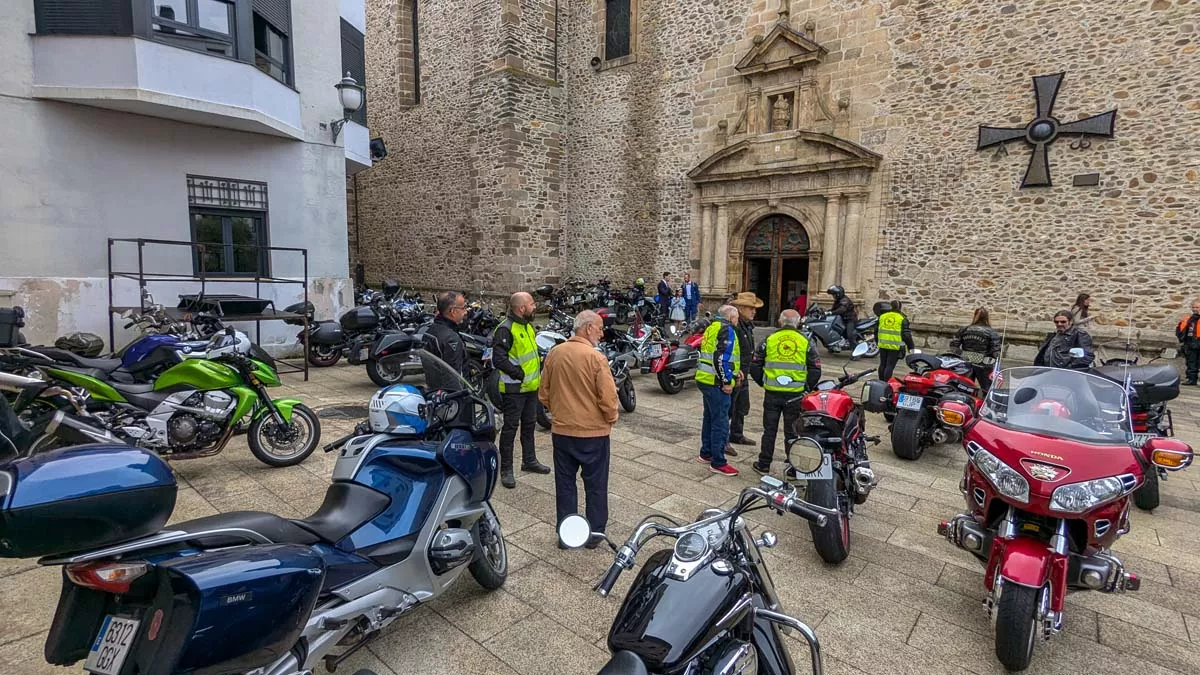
[977, 73, 1116, 188]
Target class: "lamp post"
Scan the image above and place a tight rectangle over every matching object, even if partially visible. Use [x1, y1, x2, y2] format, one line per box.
[330, 72, 364, 143]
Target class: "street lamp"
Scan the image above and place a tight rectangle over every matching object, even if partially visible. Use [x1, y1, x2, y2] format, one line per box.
[330, 72, 364, 143]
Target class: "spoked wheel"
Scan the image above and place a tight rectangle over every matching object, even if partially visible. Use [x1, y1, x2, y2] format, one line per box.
[619, 379, 637, 412]
[366, 355, 407, 387]
[807, 472, 850, 564]
[891, 410, 926, 460]
[536, 402, 552, 430]
[657, 371, 685, 395]
[306, 343, 342, 368]
[994, 582, 1040, 672]
[862, 341, 880, 359]
[247, 404, 321, 467]
[1133, 468, 1160, 511]
[469, 503, 508, 590]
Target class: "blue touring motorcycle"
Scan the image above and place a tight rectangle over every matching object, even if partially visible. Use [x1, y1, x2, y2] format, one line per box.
[0, 347, 507, 675]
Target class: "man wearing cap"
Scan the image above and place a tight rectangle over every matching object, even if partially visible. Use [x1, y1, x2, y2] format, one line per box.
[727, 292, 762, 450]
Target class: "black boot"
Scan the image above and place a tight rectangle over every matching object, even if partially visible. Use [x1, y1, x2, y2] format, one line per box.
[730, 435, 756, 447]
[521, 460, 551, 474]
[501, 469, 516, 489]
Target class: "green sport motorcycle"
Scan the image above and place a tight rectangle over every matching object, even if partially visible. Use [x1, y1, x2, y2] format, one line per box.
[31, 331, 321, 467]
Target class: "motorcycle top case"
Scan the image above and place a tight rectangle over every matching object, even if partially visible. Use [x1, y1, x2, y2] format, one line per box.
[0, 444, 176, 558]
[340, 305, 380, 331]
[1093, 364, 1179, 405]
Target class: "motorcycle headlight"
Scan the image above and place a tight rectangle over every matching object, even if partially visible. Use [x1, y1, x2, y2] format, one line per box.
[971, 448, 1029, 503]
[1050, 475, 1133, 514]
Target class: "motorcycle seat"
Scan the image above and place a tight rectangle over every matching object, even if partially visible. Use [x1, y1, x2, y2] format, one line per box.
[33, 347, 124, 373]
[292, 481, 392, 545]
[112, 381, 156, 395]
[598, 651, 649, 675]
[173, 511, 321, 547]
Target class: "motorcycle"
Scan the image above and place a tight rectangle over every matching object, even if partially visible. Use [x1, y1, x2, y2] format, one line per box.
[802, 304, 879, 357]
[284, 289, 411, 370]
[936, 363, 1193, 671]
[0, 371, 121, 459]
[650, 323, 706, 395]
[786, 343, 880, 563]
[531, 326, 570, 429]
[864, 351, 982, 461]
[556, 474, 836, 675]
[2, 350, 508, 675]
[23, 329, 321, 466]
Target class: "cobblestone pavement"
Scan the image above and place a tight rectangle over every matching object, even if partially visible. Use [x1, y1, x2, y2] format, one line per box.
[3, 354, 1200, 675]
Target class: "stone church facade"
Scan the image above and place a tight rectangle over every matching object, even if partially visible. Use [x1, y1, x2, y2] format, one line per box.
[355, 0, 1199, 335]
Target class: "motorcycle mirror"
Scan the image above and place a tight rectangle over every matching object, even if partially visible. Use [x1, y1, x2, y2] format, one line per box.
[1068, 347, 1086, 358]
[851, 343, 870, 358]
[558, 514, 592, 549]
[817, 380, 836, 391]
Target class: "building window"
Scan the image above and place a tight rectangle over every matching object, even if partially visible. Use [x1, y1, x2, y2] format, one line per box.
[187, 176, 270, 277]
[253, 13, 289, 84]
[604, 0, 632, 61]
[152, 0, 236, 57]
[341, 19, 368, 124]
[411, 0, 421, 104]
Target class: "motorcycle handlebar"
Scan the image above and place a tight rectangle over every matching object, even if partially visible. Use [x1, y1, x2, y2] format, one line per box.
[786, 498, 829, 527]
[595, 561, 624, 597]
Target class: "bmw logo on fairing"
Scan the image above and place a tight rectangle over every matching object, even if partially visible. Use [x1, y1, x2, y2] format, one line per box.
[490, 457, 497, 470]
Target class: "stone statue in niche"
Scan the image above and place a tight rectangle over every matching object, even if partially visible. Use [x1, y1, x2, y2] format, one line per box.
[771, 94, 793, 131]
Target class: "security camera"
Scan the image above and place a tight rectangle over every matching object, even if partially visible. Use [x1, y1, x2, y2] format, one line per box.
[369, 137, 388, 161]
[590, 56, 602, 71]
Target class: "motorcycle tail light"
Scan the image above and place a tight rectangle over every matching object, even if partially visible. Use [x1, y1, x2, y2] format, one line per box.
[937, 408, 966, 426]
[67, 561, 149, 594]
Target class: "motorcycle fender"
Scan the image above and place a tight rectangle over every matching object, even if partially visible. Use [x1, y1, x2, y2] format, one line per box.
[254, 397, 301, 424]
[998, 536, 1053, 588]
[229, 386, 259, 423]
[44, 367, 126, 403]
[371, 332, 414, 359]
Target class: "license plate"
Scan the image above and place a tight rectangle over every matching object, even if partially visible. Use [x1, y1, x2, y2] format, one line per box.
[1130, 433, 1155, 447]
[85, 615, 140, 675]
[482, 347, 493, 362]
[636, 300, 645, 307]
[572, 295, 582, 304]
[793, 453, 834, 481]
[649, 345, 663, 358]
[359, 347, 370, 361]
[897, 393, 923, 411]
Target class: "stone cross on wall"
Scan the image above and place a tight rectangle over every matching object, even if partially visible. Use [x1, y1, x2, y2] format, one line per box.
[977, 72, 1116, 188]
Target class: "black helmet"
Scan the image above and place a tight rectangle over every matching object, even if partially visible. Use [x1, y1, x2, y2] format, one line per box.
[827, 285, 844, 298]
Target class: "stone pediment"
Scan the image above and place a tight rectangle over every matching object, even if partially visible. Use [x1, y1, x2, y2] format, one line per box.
[735, 23, 827, 76]
[688, 131, 880, 184]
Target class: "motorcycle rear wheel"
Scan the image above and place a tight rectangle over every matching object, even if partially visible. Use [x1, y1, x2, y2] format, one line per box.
[366, 356, 406, 387]
[807, 471, 850, 564]
[247, 404, 321, 467]
[891, 410, 926, 460]
[619, 379, 637, 412]
[657, 371, 685, 395]
[1133, 469, 1160, 511]
[306, 343, 342, 368]
[994, 583, 1039, 672]
[469, 503, 508, 590]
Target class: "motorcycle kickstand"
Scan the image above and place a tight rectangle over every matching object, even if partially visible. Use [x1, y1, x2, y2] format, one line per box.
[323, 628, 382, 673]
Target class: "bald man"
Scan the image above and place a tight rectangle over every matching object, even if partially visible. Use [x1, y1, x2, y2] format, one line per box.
[491, 291, 550, 488]
[749, 309, 822, 476]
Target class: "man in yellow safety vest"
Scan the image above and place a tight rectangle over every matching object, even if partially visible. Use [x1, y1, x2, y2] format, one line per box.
[696, 305, 742, 476]
[492, 291, 551, 488]
[749, 309, 822, 476]
[877, 300, 915, 380]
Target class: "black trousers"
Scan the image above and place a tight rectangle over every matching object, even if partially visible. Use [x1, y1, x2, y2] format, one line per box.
[878, 349, 902, 380]
[552, 434, 610, 533]
[499, 392, 538, 470]
[969, 364, 994, 392]
[729, 382, 751, 438]
[757, 391, 801, 468]
[1185, 342, 1200, 383]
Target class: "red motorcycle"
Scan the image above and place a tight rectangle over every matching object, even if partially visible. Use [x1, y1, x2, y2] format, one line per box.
[936, 366, 1193, 671]
[650, 328, 705, 395]
[785, 343, 880, 563]
[863, 351, 982, 460]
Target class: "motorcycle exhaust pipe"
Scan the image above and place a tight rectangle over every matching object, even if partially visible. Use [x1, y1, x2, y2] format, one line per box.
[852, 466, 877, 495]
[0, 370, 44, 393]
[930, 427, 950, 445]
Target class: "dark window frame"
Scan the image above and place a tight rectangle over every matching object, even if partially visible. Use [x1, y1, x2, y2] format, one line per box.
[603, 0, 632, 63]
[411, 0, 421, 104]
[252, 11, 290, 85]
[150, 0, 238, 58]
[189, 207, 272, 278]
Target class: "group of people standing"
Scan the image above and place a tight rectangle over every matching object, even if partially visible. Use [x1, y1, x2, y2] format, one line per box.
[656, 272, 702, 328]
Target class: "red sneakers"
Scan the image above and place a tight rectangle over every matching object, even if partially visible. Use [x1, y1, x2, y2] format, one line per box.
[709, 464, 739, 477]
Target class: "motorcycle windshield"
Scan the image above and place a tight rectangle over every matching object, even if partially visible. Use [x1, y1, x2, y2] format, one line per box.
[415, 348, 470, 393]
[980, 367, 1132, 445]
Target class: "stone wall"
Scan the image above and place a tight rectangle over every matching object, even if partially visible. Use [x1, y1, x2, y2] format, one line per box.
[358, 0, 1200, 336]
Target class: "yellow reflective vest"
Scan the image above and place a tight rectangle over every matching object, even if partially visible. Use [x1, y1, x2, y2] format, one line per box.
[762, 329, 809, 392]
[878, 311, 905, 351]
[495, 319, 541, 393]
[697, 320, 740, 386]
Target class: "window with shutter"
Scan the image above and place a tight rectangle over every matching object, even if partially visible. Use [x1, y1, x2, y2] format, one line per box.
[34, 0, 133, 35]
[341, 20, 367, 125]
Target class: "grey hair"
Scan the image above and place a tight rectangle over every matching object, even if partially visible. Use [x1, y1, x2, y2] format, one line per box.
[574, 310, 602, 332]
[779, 310, 801, 329]
[718, 304, 738, 321]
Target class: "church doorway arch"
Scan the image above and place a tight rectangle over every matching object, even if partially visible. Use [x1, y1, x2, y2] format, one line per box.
[742, 214, 810, 324]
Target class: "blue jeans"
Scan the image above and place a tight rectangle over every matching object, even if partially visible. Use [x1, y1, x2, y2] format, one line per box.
[699, 383, 731, 468]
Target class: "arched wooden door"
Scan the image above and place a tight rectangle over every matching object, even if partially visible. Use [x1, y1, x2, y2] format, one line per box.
[742, 215, 810, 323]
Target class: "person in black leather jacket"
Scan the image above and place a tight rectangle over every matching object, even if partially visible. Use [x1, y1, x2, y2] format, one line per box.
[1034, 311, 1094, 370]
[951, 307, 1003, 390]
[423, 292, 468, 391]
[827, 285, 858, 346]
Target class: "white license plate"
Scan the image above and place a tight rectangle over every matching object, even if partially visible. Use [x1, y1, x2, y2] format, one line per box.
[1130, 433, 1155, 447]
[636, 300, 645, 307]
[359, 347, 370, 361]
[572, 295, 582, 303]
[482, 347, 493, 362]
[649, 345, 663, 358]
[897, 393, 923, 411]
[793, 453, 834, 481]
[84, 615, 140, 675]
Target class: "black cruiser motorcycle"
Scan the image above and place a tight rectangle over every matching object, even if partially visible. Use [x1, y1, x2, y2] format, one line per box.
[558, 475, 835, 675]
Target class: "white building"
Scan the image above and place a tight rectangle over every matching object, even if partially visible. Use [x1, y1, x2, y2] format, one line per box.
[0, 0, 373, 351]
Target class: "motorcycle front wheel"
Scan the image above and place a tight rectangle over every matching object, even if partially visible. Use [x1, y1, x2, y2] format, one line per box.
[994, 583, 1039, 672]
[306, 343, 342, 368]
[1133, 469, 1160, 511]
[890, 410, 926, 460]
[619, 379, 637, 412]
[469, 502, 508, 590]
[807, 473, 850, 564]
[657, 371, 685, 395]
[366, 355, 407, 387]
[247, 404, 321, 467]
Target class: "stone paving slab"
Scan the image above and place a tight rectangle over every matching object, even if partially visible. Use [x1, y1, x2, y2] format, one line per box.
[2, 354, 1199, 674]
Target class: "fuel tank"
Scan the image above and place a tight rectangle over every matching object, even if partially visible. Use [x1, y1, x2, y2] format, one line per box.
[608, 550, 751, 672]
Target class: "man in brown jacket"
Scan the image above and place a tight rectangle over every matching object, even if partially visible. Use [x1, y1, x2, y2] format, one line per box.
[539, 310, 619, 548]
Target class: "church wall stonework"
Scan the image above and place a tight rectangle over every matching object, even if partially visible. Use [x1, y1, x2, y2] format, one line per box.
[359, 0, 1200, 333]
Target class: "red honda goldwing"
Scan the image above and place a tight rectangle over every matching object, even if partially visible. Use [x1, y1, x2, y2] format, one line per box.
[936, 366, 1193, 671]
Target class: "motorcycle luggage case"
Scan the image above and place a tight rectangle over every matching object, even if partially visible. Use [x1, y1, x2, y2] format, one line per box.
[54, 332, 105, 358]
[281, 301, 314, 326]
[0, 306, 25, 347]
[340, 305, 379, 331]
[310, 320, 345, 345]
[1094, 364, 1180, 404]
[0, 445, 176, 558]
[861, 379, 893, 413]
